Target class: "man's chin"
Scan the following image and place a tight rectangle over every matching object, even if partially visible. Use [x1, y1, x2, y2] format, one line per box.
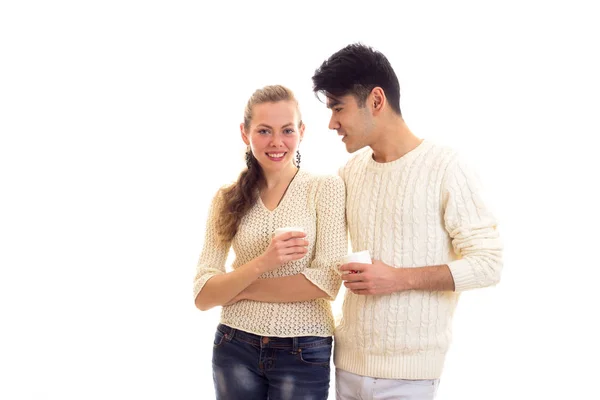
[346, 142, 366, 153]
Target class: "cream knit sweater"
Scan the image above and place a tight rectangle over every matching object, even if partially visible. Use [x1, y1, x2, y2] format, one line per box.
[193, 170, 347, 337]
[335, 140, 503, 380]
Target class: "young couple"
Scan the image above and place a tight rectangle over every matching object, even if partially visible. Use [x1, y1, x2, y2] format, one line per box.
[193, 43, 503, 400]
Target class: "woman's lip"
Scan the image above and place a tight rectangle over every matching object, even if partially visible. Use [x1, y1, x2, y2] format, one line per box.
[266, 152, 287, 161]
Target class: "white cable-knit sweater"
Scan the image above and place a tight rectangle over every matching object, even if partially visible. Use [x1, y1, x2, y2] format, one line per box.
[335, 140, 503, 380]
[193, 170, 347, 337]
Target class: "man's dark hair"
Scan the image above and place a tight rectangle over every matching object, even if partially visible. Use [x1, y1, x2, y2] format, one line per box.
[312, 43, 402, 116]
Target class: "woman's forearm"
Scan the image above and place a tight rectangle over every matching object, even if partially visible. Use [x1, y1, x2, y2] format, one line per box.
[239, 274, 329, 303]
[195, 257, 267, 310]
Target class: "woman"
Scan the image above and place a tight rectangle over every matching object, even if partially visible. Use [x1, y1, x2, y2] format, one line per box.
[193, 85, 347, 399]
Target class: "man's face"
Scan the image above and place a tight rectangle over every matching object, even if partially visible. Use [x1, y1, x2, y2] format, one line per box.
[326, 94, 375, 153]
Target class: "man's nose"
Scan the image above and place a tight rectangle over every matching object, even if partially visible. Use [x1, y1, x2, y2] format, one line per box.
[329, 116, 340, 130]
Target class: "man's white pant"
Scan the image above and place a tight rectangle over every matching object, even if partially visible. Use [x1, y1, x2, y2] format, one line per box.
[336, 368, 439, 400]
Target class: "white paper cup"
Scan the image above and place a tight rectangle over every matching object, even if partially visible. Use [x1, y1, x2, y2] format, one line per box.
[273, 226, 306, 238]
[341, 250, 372, 265]
[337, 250, 372, 275]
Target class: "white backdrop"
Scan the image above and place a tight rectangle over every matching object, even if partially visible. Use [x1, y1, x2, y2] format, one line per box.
[1, 1, 599, 399]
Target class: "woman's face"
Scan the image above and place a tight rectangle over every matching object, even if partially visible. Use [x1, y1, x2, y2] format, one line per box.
[242, 100, 304, 173]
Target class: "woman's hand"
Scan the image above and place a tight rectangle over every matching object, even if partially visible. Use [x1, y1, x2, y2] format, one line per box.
[258, 231, 309, 273]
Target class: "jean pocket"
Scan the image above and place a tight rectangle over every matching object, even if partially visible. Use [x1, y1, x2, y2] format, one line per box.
[297, 344, 332, 366]
[213, 330, 226, 348]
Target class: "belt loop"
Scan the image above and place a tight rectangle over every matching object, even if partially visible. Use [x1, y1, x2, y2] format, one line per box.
[227, 328, 236, 342]
[292, 337, 299, 353]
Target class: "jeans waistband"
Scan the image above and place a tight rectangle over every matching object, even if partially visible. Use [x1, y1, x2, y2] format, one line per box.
[217, 324, 332, 350]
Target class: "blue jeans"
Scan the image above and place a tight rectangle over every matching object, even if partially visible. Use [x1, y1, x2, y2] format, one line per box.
[212, 324, 332, 400]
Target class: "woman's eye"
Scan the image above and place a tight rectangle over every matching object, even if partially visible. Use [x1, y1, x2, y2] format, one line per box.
[258, 129, 270, 135]
[283, 129, 295, 134]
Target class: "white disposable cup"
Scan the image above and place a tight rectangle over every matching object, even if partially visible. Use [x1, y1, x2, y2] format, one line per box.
[341, 250, 372, 264]
[338, 250, 372, 275]
[273, 226, 306, 238]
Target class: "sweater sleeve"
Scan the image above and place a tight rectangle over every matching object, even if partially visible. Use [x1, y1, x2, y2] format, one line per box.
[192, 189, 232, 300]
[442, 157, 503, 292]
[301, 175, 347, 300]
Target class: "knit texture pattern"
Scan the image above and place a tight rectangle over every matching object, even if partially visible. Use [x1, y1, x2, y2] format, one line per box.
[335, 140, 502, 379]
[193, 170, 347, 337]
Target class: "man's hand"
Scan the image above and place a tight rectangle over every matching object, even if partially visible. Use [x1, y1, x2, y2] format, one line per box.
[340, 261, 456, 294]
[340, 260, 407, 295]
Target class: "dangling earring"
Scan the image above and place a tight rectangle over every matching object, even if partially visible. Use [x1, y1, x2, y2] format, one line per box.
[295, 150, 301, 168]
[245, 149, 252, 169]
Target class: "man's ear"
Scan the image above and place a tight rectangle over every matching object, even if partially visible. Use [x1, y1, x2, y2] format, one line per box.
[370, 87, 386, 114]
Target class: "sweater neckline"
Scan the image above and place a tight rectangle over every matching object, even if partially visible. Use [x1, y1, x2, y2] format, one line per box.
[257, 169, 304, 213]
[366, 139, 431, 171]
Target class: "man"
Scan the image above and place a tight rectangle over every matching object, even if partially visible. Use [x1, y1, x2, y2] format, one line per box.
[312, 43, 503, 400]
